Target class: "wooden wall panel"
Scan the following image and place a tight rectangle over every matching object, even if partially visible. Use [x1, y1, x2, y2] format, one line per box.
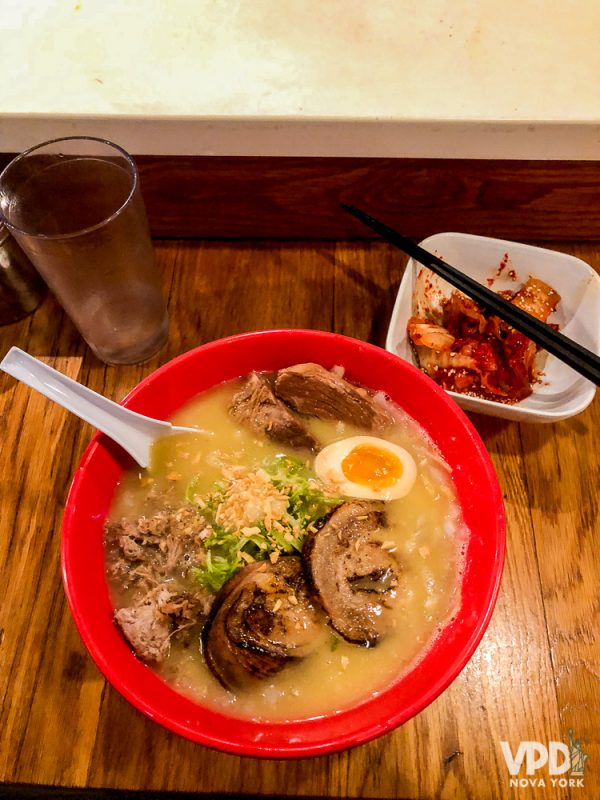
[138, 157, 600, 241]
[2, 154, 600, 241]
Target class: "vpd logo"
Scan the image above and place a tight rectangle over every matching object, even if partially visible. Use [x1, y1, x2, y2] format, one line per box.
[500, 730, 589, 789]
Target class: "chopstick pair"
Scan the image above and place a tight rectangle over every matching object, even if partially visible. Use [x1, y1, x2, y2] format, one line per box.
[341, 204, 600, 387]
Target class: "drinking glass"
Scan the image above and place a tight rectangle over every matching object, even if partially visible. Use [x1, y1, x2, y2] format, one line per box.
[0, 137, 168, 364]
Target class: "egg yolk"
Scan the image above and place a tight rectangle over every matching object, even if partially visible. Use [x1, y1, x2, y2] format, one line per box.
[341, 444, 403, 490]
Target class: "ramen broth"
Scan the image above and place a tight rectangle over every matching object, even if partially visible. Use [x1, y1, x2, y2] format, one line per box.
[106, 379, 468, 721]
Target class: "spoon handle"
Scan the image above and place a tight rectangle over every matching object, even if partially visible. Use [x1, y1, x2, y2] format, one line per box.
[0, 347, 170, 466]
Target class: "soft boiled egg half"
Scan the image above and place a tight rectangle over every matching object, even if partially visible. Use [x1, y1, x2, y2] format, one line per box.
[314, 435, 417, 502]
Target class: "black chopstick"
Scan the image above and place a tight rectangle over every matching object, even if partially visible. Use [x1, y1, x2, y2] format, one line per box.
[341, 204, 600, 387]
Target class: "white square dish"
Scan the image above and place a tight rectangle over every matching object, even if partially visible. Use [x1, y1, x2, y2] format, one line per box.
[385, 232, 600, 422]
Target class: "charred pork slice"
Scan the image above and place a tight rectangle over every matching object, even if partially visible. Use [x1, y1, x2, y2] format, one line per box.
[303, 501, 399, 647]
[229, 372, 318, 450]
[225, 557, 326, 658]
[274, 363, 391, 430]
[202, 557, 324, 691]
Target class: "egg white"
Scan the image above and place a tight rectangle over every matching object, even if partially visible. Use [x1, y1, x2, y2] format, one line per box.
[314, 435, 417, 501]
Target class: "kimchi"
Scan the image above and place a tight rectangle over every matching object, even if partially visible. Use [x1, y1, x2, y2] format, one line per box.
[407, 277, 561, 402]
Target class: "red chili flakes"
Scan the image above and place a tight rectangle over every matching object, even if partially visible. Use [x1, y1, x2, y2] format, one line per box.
[495, 253, 510, 276]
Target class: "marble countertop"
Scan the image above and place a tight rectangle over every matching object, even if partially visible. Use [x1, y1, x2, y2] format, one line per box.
[2, 0, 599, 157]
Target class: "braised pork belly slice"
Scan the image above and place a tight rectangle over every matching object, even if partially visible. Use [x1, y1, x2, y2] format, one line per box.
[303, 501, 400, 647]
[274, 363, 392, 430]
[229, 372, 318, 450]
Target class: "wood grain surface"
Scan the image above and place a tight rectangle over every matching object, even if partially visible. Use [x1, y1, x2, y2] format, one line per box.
[138, 158, 600, 241]
[0, 240, 597, 800]
[3, 154, 600, 241]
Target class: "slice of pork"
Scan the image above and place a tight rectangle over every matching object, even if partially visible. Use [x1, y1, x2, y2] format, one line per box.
[303, 501, 400, 647]
[115, 585, 213, 664]
[114, 586, 173, 664]
[274, 363, 392, 430]
[202, 557, 323, 691]
[229, 372, 318, 450]
[225, 556, 325, 659]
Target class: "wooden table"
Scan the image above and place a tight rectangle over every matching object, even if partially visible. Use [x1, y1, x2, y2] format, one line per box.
[0, 240, 597, 800]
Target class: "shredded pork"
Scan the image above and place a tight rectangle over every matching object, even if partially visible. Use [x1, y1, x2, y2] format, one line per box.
[105, 504, 214, 662]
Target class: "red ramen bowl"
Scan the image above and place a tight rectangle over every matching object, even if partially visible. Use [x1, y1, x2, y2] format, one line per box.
[62, 329, 505, 758]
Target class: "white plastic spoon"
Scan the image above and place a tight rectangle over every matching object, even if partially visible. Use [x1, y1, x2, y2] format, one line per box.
[0, 347, 207, 468]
